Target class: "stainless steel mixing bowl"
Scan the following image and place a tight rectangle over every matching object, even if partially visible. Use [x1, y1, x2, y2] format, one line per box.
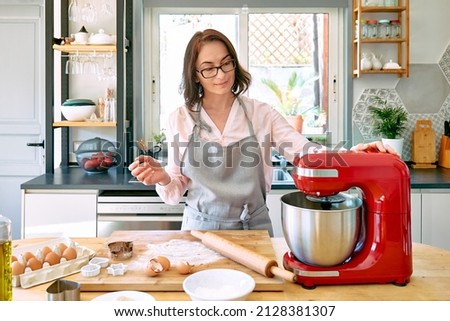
[281, 191, 362, 267]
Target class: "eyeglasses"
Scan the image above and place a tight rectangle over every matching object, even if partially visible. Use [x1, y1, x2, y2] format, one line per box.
[196, 60, 236, 79]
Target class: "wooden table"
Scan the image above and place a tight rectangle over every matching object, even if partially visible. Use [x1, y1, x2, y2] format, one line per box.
[12, 237, 450, 301]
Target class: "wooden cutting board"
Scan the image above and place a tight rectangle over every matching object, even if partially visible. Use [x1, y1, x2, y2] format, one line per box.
[411, 120, 436, 168]
[68, 230, 284, 292]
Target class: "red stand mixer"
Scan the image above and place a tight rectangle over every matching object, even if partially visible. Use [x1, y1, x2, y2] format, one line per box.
[282, 151, 412, 288]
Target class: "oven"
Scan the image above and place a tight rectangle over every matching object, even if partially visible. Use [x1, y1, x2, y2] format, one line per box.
[97, 190, 185, 237]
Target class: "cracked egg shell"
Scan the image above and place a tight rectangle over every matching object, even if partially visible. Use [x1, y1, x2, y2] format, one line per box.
[145, 259, 164, 277]
[155, 256, 171, 271]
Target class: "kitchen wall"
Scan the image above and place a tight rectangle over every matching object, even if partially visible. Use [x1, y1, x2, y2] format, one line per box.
[352, 0, 450, 161]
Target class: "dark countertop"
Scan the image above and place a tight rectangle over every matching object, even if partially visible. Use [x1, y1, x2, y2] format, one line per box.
[20, 165, 450, 191]
[20, 167, 155, 191]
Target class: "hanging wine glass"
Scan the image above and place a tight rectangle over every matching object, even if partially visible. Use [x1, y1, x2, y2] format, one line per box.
[68, 0, 80, 22]
[82, 1, 97, 24]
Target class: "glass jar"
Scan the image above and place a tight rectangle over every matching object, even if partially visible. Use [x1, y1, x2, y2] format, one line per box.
[377, 19, 391, 39]
[355, 19, 368, 39]
[361, 19, 368, 39]
[384, 0, 398, 6]
[390, 19, 402, 38]
[367, 20, 378, 39]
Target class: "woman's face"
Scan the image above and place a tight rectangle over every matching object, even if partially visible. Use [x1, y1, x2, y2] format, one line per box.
[195, 40, 235, 97]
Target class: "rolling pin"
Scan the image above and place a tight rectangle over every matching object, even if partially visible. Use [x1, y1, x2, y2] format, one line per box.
[191, 230, 296, 283]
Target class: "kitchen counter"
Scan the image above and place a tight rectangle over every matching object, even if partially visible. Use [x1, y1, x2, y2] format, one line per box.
[12, 236, 450, 301]
[20, 165, 450, 191]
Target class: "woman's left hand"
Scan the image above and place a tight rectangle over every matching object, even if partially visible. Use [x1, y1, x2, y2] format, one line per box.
[350, 141, 400, 156]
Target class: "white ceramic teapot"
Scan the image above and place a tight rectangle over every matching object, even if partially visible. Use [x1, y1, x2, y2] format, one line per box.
[89, 29, 113, 45]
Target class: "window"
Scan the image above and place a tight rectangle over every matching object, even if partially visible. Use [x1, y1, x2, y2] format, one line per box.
[143, 6, 343, 145]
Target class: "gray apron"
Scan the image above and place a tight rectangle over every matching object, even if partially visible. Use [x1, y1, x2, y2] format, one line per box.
[180, 97, 273, 236]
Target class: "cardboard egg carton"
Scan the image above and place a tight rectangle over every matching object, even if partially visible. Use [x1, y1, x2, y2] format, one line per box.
[12, 237, 95, 289]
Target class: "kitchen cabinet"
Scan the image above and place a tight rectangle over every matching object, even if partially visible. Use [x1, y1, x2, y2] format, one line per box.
[352, 0, 409, 77]
[22, 189, 97, 238]
[410, 188, 450, 251]
[421, 189, 450, 251]
[44, 1, 127, 173]
[410, 189, 421, 243]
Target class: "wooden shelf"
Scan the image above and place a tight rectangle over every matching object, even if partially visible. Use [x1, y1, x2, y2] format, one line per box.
[352, 0, 409, 78]
[53, 44, 116, 53]
[53, 121, 117, 127]
[355, 38, 406, 44]
[353, 68, 408, 76]
[357, 6, 407, 13]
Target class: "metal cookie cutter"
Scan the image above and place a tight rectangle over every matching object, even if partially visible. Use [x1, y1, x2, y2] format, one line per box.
[46, 279, 80, 301]
[108, 241, 133, 260]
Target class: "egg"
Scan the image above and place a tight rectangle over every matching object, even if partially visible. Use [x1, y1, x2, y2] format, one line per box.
[26, 257, 42, 271]
[11, 261, 25, 275]
[41, 246, 52, 259]
[22, 251, 35, 262]
[11, 255, 17, 262]
[176, 261, 193, 275]
[145, 258, 164, 277]
[62, 247, 77, 261]
[155, 256, 171, 271]
[59, 243, 68, 254]
[44, 251, 61, 266]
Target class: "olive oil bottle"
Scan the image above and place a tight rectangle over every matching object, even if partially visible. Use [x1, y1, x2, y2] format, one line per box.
[0, 214, 12, 301]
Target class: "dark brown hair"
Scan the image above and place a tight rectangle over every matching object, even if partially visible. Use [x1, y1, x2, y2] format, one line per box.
[180, 29, 251, 110]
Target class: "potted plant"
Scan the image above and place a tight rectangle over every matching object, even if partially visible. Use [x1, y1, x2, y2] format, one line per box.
[261, 71, 318, 132]
[302, 106, 327, 134]
[151, 130, 166, 159]
[369, 96, 408, 157]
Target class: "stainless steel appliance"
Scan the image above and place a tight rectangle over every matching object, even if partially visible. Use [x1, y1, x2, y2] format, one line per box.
[97, 190, 185, 237]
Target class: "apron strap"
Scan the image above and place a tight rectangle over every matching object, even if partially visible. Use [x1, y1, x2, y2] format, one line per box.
[186, 106, 211, 136]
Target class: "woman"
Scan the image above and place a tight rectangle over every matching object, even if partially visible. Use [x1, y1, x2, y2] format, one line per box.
[129, 29, 395, 236]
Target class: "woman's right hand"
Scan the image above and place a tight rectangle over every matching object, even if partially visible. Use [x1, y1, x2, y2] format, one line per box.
[128, 155, 171, 186]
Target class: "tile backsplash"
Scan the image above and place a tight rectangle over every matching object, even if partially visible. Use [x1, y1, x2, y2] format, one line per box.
[353, 44, 450, 161]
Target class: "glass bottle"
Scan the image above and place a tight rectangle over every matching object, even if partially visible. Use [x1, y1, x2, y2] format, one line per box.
[0, 214, 12, 301]
[390, 19, 402, 38]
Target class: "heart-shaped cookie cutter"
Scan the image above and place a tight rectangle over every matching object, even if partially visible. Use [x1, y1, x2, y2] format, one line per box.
[46, 279, 80, 301]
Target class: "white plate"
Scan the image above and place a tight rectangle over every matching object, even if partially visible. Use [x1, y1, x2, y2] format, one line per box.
[92, 291, 155, 301]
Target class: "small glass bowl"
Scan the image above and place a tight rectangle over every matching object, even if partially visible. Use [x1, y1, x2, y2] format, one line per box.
[75, 137, 119, 174]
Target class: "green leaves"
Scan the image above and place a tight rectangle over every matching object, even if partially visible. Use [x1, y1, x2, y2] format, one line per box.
[369, 96, 408, 139]
[261, 71, 318, 116]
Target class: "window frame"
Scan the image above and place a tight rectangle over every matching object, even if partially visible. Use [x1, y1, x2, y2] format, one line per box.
[139, 5, 348, 147]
